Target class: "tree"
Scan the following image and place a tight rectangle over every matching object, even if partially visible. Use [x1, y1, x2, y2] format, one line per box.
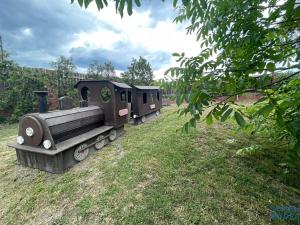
[0, 53, 46, 122]
[50, 56, 76, 97]
[87, 61, 116, 80]
[73, 0, 300, 176]
[102, 61, 116, 79]
[0, 36, 9, 78]
[121, 56, 154, 85]
[0, 51, 14, 81]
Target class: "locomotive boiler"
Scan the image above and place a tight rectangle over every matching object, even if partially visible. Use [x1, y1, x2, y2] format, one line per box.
[8, 80, 131, 173]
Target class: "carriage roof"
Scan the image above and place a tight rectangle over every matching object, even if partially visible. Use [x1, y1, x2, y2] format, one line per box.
[74, 80, 131, 89]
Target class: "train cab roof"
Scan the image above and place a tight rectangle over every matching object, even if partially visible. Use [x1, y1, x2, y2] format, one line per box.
[131, 85, 160, 90]
[74, 80, 132, 89]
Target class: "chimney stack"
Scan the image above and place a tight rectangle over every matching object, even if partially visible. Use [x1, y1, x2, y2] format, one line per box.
[33, 91, 48, 113]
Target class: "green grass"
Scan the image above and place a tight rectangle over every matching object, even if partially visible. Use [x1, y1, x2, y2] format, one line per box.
[0, 105, 299, 225]
[0, 123, 18, 142]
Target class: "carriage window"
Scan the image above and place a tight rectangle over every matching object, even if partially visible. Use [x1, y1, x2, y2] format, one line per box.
[100, 87, 112, 102]
[128, 91, 131, 103]
[120, 91, 126, 102]
[143, 93, 147, 104]
[81, 87, 90, 101]
[157, 91, 160, 101]
[150, 93, 154, 102]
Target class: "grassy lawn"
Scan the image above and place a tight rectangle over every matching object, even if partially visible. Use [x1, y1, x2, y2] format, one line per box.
[0, 105, 299, 225]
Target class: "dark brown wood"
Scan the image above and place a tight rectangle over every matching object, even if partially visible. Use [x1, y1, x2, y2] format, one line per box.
[8, 126, 113, 155]
[13, 126, 124, 173]
[131, 85, 162, 118]
[16, 150, 64, 173]
[74, 80, 131, 128]
[20, 116, 44, 146]
[18, 106, 104, 147]
[58, 96, 74, 110]
[9, 80, 131, 173]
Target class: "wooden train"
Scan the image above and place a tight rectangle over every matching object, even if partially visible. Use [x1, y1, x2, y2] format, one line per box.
[8, 80, 162, 173]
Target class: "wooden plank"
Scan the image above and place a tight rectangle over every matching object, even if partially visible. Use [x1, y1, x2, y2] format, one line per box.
[8, 126, 113, 155]
[55, 125, 112, 151]
[36, 106, 100, 119]
[46, 109, 102, 126]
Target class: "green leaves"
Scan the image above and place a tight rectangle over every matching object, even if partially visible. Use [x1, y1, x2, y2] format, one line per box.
[121, 56, 154, 85]
[176, 94, 185, 106]
[95, 0, 103, 9]
[117, 0, 126, 17]
[172, 53, 180, 57]
[77, 0, 84, 7]
[72, 0, 108, 10]
[84, 0, 93, 8]
[182, 0, 190, 6]
[266, 62, 276, 72]
[221, 108, 233, 122]
[190, 117, 196, 128]
[127, 0, 133, 15]
[234, 111, 246, 127]
[236, 145, 262, 156]
[95, 0, 108, 10]
[200, 0, 207, 9]
[295, 6, 300, 17]
[72, 0, 300, 172]
[134, 0, 141, 7]
[182, 120, 194, 133]
[73, 0, 143, 16]
[173, 0, 178, 7]
[256, 103, 274, 117]
[206, 112, 213, 125]
[254, 96, 268, 105]
[284, 0, 296, 19]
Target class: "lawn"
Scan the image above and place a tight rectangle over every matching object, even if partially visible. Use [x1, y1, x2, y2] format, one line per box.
[0, 105, 299, 225]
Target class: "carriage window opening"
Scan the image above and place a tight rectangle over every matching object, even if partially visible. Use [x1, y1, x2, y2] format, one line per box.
[81, 87, 90, 101]
[120, 91, 126, 102]
[157, 91, 160, 101]
[150, 93, 154, 102]
[143, 93, 147, 104]
[100, 87, 112, 103]
[128, 91, 131, 103]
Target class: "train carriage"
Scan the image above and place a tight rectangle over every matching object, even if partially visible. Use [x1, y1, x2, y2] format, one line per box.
[130, 85, 162, 124]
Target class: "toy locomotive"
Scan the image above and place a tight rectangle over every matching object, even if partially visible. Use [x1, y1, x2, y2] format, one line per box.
[8, 80, 162, 173]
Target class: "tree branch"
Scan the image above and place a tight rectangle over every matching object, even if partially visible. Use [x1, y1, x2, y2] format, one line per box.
[201, 65, 299, 75]
[265, 70, 300, 87]
[274, 39, 300, 47]
[205, 71, 300, 109]
[272, 18, 300, 25]
[249, 3, 300, 11]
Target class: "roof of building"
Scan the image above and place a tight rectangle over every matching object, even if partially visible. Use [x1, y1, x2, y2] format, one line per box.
[110, 81, 132, 89]
[74, 80, 131, 89]
[132, 85, 160, 90]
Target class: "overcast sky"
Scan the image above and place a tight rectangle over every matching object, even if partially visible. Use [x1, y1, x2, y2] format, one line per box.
[0, 0, 201, 79]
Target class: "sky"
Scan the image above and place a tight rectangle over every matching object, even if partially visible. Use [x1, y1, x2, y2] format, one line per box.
[0, 0, 201, 79]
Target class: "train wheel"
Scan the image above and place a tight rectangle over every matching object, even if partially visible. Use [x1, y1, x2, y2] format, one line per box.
[95, 135, 105, 150]
[156, 110, 160, 116]
[141, 116, 146, 123]
[74, 143, 89, 161]
[109, 130, 117, 141]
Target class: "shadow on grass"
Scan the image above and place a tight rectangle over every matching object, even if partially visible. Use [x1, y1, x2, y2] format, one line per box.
[230, 129, 300, 190]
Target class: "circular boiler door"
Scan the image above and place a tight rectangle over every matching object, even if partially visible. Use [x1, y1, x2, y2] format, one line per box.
[20, 116, 44, 146]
